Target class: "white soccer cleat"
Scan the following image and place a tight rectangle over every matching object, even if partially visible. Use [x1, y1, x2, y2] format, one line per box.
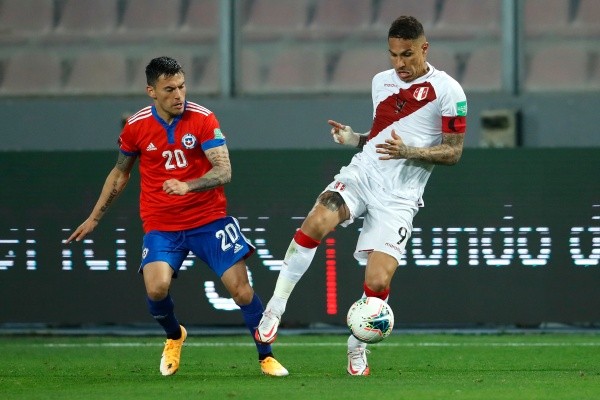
[347, 347, 370, 376]
[254, 310, 280, 344]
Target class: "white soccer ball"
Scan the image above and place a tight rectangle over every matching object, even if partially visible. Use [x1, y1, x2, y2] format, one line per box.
[346, 297, 394, 344]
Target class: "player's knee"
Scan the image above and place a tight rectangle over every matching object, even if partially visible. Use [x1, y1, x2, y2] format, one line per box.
[364, 277, 390, 294]
[146, 283, 170, 301]
[230, 284, 254, 306]
[305, 192, 348, 231]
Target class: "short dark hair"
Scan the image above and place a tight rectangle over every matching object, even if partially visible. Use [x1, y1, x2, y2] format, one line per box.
[388, 16, 425, 40]
[145, 56, 184, 86]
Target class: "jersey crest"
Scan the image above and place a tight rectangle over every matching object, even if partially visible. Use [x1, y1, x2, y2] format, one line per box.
[369, 82, 437, 140]
[413, 86, 429, 101]
[182, 133, 197, 149]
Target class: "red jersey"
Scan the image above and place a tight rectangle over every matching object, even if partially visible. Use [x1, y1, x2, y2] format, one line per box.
[119, 101, 227, 233]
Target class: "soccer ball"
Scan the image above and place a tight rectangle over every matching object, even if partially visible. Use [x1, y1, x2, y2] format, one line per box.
[346, 297, 394, 344]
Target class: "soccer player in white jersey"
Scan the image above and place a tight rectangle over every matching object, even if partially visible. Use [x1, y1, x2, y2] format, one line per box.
[255, 16, 467, 375]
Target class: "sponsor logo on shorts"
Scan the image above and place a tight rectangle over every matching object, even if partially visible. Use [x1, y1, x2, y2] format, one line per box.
[142, 248, 148, 259]
[385, 242, 402, 252]
[234, 243, 244, 253]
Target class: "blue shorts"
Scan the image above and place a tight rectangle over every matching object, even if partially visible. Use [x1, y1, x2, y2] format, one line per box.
[138, 216, 255, 278]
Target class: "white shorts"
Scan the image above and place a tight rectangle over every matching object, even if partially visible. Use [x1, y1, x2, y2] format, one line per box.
[324, 164, 419, 265]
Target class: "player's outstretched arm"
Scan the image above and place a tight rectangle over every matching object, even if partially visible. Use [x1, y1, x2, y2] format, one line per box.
[328, 120, 369, 149]
[66, 152, 135, 243]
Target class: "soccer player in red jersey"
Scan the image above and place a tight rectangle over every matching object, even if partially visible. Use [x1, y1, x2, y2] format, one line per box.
[255, 16, 467, 376]
[67, 56, 288, 377]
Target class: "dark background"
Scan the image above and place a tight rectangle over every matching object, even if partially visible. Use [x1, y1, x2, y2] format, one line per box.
[0, 148, 599, 327]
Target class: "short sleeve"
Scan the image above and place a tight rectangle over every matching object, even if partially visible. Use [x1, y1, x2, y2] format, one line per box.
[199, 112, 227, 151]
[118, 122, 140, 155]
[439, 78, 467, 134]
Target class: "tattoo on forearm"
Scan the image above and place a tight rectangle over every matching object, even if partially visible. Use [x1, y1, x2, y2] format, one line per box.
[187, 146, 232, 192]
[100, 187, 119, 213]
[408, 134, 463, 165]
[188, 175, 225, 191]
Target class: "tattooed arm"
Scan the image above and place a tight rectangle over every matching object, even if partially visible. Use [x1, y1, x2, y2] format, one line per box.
[376, 130, 464, 166]
[66, 152, 136, 243]
[162, 144, 232, 195]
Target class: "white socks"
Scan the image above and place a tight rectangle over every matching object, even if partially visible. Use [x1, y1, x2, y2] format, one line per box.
[266, 237, 318, 316]
[348, 333, 367, 350]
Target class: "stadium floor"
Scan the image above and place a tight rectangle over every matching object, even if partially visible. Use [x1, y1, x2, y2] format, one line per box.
[1, 322, 599, 336]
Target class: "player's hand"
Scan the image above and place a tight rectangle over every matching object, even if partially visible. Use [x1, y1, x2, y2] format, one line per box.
[375, 130, 409, 160]
[328, 119, 359, 147]
[163, 179, 190, 195]
[65, 218, 98, 243]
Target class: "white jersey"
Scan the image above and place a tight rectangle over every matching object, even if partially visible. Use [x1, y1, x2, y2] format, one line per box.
[349, 62, 467, 203]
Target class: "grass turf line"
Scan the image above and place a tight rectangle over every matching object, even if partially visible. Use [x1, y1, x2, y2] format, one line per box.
[1, 333, 599, 400]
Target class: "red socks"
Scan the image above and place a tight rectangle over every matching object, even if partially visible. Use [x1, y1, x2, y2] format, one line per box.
[293, 229, 320, 249]
[363, 282, 390, 301]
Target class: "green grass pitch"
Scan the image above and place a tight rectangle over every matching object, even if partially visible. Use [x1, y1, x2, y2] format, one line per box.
[1, 333, 599, 399]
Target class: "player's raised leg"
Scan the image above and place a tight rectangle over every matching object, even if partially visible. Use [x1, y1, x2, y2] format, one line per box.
[256, 192, 347, 344]
[255, 229, 320, 344]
